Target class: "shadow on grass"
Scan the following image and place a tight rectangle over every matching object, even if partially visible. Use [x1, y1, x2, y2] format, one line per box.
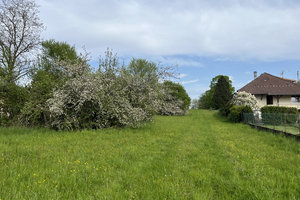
[0, 126, 59, 136]
[211, 111, 231, 123]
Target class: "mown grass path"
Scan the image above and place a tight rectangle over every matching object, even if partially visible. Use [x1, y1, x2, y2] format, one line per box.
[0, 110, 299, 199]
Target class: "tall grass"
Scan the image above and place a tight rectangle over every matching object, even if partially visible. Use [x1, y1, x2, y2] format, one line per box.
[0, 110, 299, 199]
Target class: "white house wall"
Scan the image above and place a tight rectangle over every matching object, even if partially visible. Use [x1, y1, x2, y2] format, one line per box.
[254, 95, 300, 109]
[255, 95, 267, 108]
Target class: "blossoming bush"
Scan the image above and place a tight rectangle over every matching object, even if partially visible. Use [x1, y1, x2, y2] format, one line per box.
[231, 91, 259, 110]
[159, 89, 185, 116]
[47, 50, 186, 130]
[159, 81, 190, 116]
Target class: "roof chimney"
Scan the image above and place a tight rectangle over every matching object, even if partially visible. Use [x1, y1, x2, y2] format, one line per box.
[254, 71, 257, 79]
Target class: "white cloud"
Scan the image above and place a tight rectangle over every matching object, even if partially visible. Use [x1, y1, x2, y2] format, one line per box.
[182, 79, 199, 85]
[36, 0, 300, 61]
[184, 84, 210, 99]
[178, 73, 188, 78]
[141, 55, 204, 68]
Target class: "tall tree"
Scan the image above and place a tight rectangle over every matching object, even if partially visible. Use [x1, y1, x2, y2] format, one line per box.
[210, 75, 235, 94]
[162, 81, 191, 111]
[198, 90, 214, 109]
[198, 75, 234, 109]
[212, 76, 232, 109]
[0, 0, 44, 83]
[20, 40, 80, 126]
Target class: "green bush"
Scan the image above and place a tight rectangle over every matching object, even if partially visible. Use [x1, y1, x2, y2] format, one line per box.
[219, 103, 232, 117]
[0, 83, 29, 125]
[0, 115, 9, 126]
[261, 106, 299, 125]
[162, 81, 191, 112]
[228, 105, 253, 123]
[20, 101, 50, 127]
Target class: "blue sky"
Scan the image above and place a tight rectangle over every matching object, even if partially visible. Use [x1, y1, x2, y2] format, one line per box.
[36, 0, 300, 99]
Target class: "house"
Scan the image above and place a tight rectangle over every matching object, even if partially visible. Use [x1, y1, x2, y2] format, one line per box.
[238, 72, 300, 109]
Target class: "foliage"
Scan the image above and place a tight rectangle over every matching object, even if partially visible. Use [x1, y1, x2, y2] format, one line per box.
[20, 40, 81, 127]
[219, 103, 233, 117]
[198, 90, 214, 109]
[159, 81, 191, 115]
[209, 75, 235, 94]
[124, 58, 164, 117]
[228, 105, 253, 123]
[231, 91, 259, 110]
[0, 82, 29, 124]
[0, 0, 44, 84]
[0, 0, 43, 126]
[1, 37, 185, 130]
[47, 62, 101, 130]
[261, 106, 298, 114]
[190, 99, 199, 109]
[47, 52, 175, 130]
[213, 76, 232, 110]
[0, 110, 299, 199]
[261, 106, 299, 125]
[159, 90, 185, 116]
[198, 75, 234, 109]
[40, 40, 79, 63]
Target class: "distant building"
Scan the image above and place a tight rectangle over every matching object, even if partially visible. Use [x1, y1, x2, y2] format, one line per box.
[238, 72, 300, 109]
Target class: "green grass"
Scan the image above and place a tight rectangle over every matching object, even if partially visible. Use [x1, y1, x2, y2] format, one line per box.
[0, 110, 299, 200]
[262, 124, 299, 135]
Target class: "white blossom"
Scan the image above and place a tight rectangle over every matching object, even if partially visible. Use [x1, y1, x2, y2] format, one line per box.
[47, 52, 180, 130]
[232, 91, 259, 110]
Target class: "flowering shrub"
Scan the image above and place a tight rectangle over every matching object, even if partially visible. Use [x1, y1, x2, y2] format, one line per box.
[159, 89, 185, 116]
[159, 81, 190, 116]
[47, 51, 181, 130]
[231, 91, 259, 110]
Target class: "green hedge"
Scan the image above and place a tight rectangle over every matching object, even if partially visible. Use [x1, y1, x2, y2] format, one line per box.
[261, 106, 299, 125]
[228, 105, 253, 123]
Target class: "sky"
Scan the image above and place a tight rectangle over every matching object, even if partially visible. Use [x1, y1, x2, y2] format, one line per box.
[36, 0, 300, 99]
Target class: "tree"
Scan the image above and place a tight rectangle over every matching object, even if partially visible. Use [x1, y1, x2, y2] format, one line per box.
[158, 81, 190, 116]
[0, 0, 44, 84]
[198, 90, 214, 109]
[0, 82, 29, 122]
[125, 58, 162, 116]
[210, 75, 235, 94]
[190, 99, 199, 109]
[231, 91, 259, 111]
[46, 52, 177, 130]
[212, 76, 232, 109]
[127, 58, 158, 83]
[162, 81, 191, 111]
[20, 40, 80, 126]
[198, 75, 234, 109]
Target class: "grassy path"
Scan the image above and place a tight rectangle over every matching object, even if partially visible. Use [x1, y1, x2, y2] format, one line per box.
[0, 110, 299, 199]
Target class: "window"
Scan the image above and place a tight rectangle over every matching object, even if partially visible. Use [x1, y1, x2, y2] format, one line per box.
[267, 95, 273, 105]
[291, 97, 300, 103]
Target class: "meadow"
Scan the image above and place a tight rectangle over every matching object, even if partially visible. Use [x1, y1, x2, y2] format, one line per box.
[262, 124, 299, 135]
[0, 110, 299, 199]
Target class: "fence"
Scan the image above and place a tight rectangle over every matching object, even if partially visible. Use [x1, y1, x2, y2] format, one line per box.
[243, 112, 300, 136]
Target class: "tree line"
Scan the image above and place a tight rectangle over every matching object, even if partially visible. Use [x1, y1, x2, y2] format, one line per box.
[192, 75, 261, 123]
[0, 0, 191, 130]
[192, 75, 234, 112]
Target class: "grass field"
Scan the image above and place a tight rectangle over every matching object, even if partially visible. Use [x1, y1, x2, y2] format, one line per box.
[0, 110, 299, 199]
[262, 124, 299, 135]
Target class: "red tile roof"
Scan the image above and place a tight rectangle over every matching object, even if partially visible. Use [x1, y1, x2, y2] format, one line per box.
[238, 73, 300, 95]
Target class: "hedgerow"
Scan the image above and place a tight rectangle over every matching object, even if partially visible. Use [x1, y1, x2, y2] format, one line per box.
[261, 106, 298, 125]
